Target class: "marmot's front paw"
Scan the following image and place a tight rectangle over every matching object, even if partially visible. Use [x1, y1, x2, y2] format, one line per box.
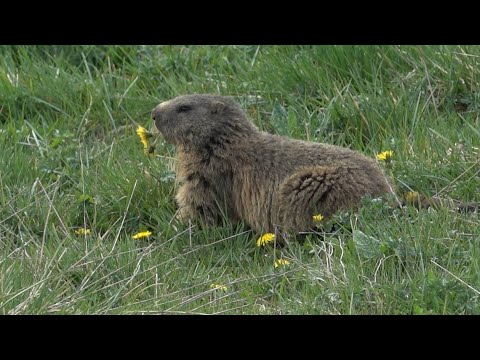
[176, 206, 218, 227]
[176, 206, 192, 224]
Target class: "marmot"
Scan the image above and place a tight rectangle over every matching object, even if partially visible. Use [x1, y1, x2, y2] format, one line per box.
[151, 94, 397, 234]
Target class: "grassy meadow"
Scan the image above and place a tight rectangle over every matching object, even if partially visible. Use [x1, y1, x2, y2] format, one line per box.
[0, 45, 479, 314]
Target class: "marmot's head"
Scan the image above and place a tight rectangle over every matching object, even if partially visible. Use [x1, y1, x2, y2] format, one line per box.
[151, 94, 257, 148]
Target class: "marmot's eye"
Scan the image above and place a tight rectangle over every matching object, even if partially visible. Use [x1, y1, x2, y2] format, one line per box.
[177, 105, 192, 113]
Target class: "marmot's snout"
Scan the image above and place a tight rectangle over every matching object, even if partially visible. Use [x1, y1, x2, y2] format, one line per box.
[151, 101, 168, 121]
[152, 100, 171, 134]
[151, 107, 159, 121]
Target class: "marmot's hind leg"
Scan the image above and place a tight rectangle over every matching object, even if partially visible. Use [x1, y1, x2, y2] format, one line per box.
[275, 165, 380, 232]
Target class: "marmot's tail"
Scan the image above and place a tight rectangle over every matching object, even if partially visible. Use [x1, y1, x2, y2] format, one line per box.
[403, 192, 478, 213]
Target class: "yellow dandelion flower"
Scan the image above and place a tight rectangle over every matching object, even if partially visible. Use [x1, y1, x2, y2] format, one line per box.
[274, 259, 290, 268]
[377, 150, 394, 161]
[136, 125, 152, 154]
[210, 283, 228, 292]
[312, 213, 324, 222]
[132, 230, 152, 239]
[405, 191, 420, 203]
[74, 228, 91, 235]
[256, 233, 276, 247]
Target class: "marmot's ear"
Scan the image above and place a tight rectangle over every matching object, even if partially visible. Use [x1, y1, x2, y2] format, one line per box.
[211, 101, 225, 115]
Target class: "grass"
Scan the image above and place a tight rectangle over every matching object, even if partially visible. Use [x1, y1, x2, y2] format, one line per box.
[0, 45, 479, 314]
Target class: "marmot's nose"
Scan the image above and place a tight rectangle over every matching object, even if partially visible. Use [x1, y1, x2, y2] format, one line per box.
[151, 108, 158, 120]
[151, 105, 162, 120]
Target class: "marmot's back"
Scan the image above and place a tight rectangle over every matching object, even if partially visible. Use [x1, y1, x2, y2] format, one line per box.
[152, 94, 393, 235]
[229, 132, 393, 232]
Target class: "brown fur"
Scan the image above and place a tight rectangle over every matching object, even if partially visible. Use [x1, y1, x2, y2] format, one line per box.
[151, 94, 395, 234]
